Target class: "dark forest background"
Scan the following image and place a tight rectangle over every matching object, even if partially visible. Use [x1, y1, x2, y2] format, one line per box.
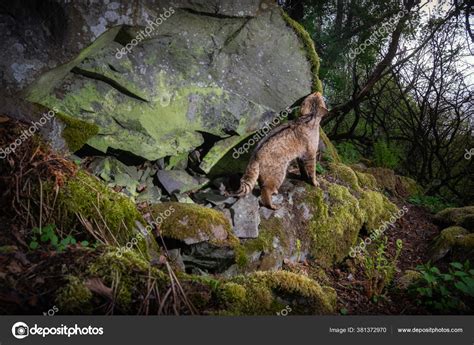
[285, 0, 473, 207]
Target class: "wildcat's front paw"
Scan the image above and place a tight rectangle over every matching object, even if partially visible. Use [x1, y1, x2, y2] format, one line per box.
[261, 202, 280, 210]
[311, 178, 320, 187]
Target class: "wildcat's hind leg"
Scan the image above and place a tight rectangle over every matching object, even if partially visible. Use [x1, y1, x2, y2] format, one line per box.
[260, 179, 280, 210]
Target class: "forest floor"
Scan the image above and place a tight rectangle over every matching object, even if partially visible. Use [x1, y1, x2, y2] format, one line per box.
[322, 203, 439, 315]
[0, 202, 443, 315]
[282, 201, 442, 315]
[1, 169, 449, 318]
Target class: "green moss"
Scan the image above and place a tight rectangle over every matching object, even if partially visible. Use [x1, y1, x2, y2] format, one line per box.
[54, 249, 336, 315]
[328, 163, 361, 191]
[320, 130, 341, 163]
[430, 226, 474, 261]
[243, 218, 287, 254]
[25, 27, 122, 100]
[88, 248, 167, 308]
[435, 207, 474, 230]
[55, 276, 93, 314]
[55, 171, 155, 258]
[227, 271, 336, 315]
[238, 218, 290, 271]
[438, 226, 469, 244]
[304, 174, 397, 264]
[306, 182, 364, 265]
[56, 113, 100, 152]
[355, 171, 378, 190]
[150, 202, 239, 248]
[456, 233, 474, 248]
[218, 282, 247, 309]
[234, 245, 250, 268]
[359, 190, 398, 230]
[280, 10, 322, 92]
[396, 176, 423, 197]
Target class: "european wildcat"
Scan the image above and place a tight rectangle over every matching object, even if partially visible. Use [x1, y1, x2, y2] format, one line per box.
[236, 92, 328, 209]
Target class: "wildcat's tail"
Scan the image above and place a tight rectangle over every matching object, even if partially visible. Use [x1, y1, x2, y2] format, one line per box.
[235, 159, 259, 196]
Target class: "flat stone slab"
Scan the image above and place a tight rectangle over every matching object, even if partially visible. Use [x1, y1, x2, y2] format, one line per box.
[231, 194, 260, 238]
[157, 169, 208, 194]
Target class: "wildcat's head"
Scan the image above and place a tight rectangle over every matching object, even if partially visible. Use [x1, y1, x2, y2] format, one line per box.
[300, 92, 328, 118]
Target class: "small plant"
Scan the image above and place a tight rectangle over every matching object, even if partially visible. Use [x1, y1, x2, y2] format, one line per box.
[295, 239, 302, 261]
[373, 140, 400, 169]
[410, 261, 474, 312]
[408, 194, 455, 213]
[29, 224, 89, 252]
[357, 237, 403, 299]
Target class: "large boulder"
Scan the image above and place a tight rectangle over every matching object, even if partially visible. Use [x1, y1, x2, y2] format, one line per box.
[353, 166, 423, 198]
[23, 3, 319, 161]
[429, 226, 474, 262]
[0, 0, 270, 97]
[434, 206, 474, 232]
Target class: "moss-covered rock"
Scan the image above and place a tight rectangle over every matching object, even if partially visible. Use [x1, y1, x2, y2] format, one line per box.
[396, 175, 424, 197]
[363, 167, 422, 198]
[240, 217, 290, 271]
[305, 183, 363, 265]
[366, 167, 398, 194]
[56, 113, 99, 152]
[55, 276, 93, 314]
[434, 206, 474, 231]
[396, 270, 422, 290]
[354, 171, 378, 190]
[54, 248, 335, 315]
[303, 171, 397, 265]
[429, 226, 472, 261]
[150, 202, 239, 247]
[328, 162, 362, 191]
[359, 190, 399, 230]
[88, 249, 167, 309]
[227, 161, 399, 268]
[225, 270, 336, 315]
[52, 170, 157, 258]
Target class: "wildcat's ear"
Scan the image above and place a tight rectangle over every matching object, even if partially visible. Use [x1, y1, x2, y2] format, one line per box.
[317, 106, 329, 117]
